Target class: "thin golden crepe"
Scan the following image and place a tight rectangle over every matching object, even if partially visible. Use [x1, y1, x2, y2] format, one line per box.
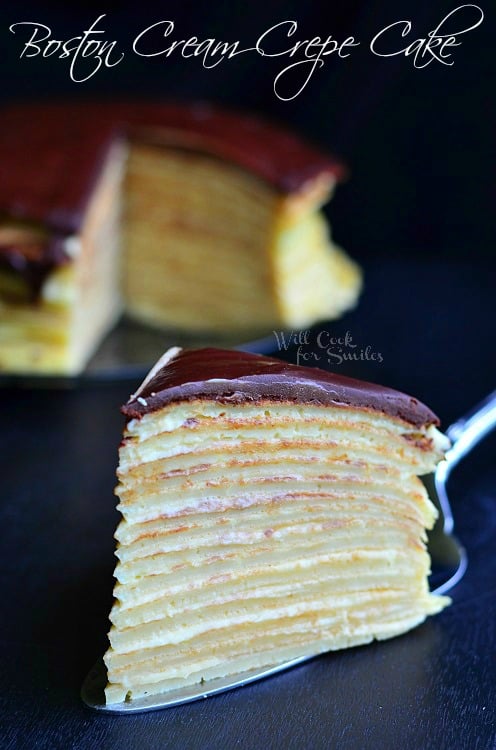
[104, 347, 450, 704]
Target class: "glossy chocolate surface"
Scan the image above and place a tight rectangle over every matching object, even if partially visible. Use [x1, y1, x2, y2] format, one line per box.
[122, 347, 439, 427]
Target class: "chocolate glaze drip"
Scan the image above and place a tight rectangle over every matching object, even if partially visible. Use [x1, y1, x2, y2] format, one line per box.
[122, 348, 439, 428]
[0, 235, 70, 300]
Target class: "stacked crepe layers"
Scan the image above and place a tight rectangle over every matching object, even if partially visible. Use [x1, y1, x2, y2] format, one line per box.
[0, 143, 124, 374]
[124, 144, 361, 332]
[105, 357, 450, 704]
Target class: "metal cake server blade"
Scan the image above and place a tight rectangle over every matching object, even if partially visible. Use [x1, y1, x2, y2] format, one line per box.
[81, 655, 313, 714]
[82, 391, 496, 714]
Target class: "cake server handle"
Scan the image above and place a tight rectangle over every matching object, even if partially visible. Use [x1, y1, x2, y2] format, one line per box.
[424, 390, 496, 596]
[435, 390, 496, 536]
[444, 390, 496, 466]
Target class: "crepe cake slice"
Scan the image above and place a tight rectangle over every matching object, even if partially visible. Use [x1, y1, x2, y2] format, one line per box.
[104, 347, 450, 703]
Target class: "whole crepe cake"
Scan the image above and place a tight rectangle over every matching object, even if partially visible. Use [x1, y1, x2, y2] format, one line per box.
[0, 101, 361, 375]
[104, 347, 450, 704]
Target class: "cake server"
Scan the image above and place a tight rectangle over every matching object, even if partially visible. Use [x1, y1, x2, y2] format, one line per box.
[81, 390, 496, 714]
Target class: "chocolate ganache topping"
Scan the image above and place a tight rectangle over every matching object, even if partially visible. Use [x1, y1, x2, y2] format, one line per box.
[122, 348, 439, 428]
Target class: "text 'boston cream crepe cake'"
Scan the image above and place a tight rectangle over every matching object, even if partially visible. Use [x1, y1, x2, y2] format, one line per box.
[104, 347, 450, 704]
[0, 102, 361, 375]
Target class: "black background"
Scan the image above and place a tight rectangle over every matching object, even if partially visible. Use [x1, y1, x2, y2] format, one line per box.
[1, 0, 494, 260]
[0, 2, 495, 749]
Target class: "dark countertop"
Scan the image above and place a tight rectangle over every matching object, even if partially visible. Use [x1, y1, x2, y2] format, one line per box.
[1, 256, 495, 750]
